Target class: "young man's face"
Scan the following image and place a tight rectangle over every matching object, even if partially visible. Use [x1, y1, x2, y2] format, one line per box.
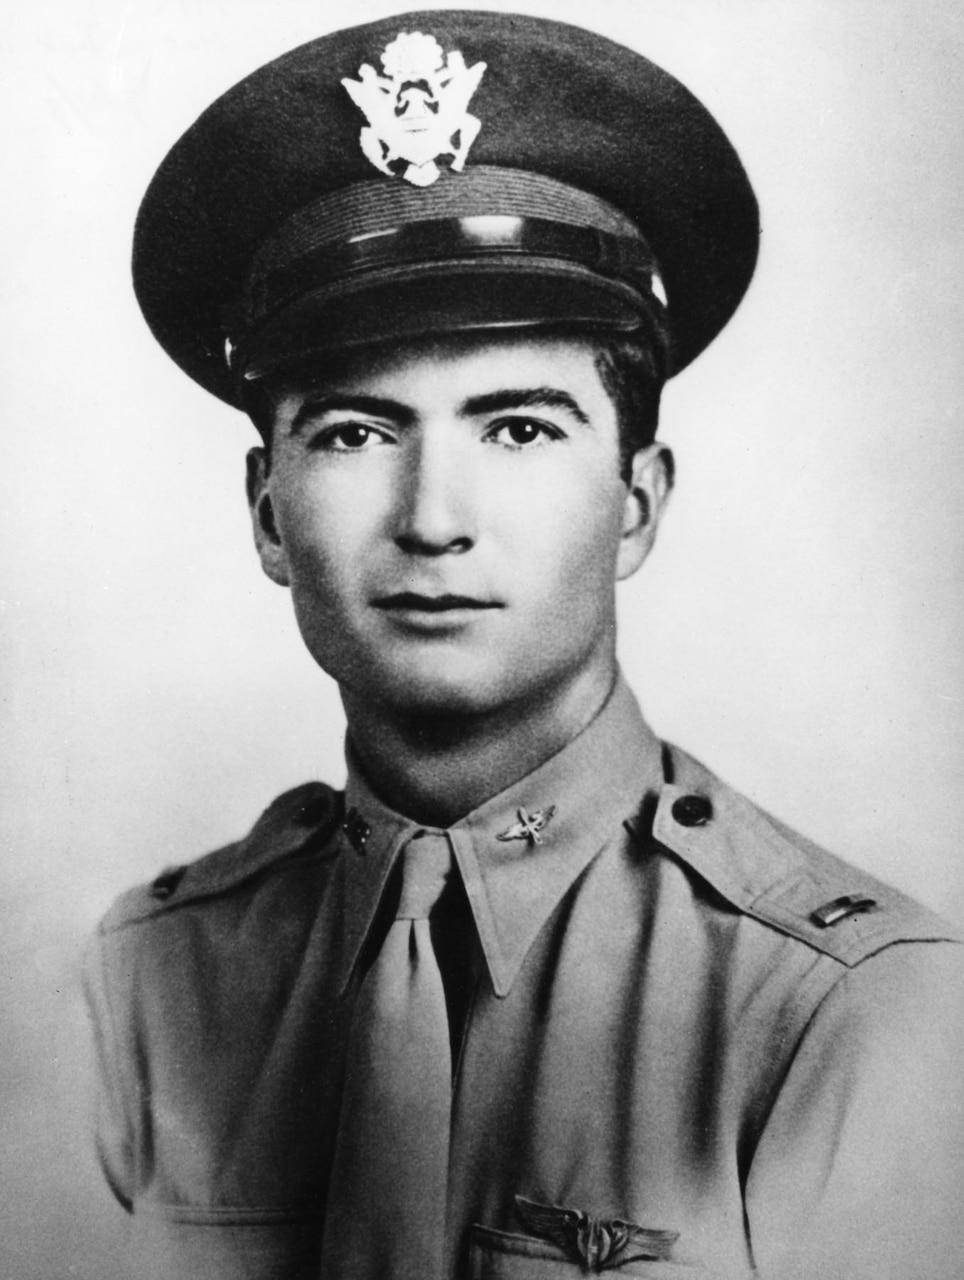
[247, 332, 668, 719]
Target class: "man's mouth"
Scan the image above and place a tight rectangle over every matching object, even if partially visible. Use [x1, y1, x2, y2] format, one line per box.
[373, 593, 500, 613]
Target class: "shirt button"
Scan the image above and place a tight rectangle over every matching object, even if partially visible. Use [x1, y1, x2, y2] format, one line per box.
[671, 794, 712, 827]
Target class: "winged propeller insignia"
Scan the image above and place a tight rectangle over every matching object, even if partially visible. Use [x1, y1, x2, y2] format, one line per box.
[515, 1195, 679, 1272]
[496, 806, 556, 846]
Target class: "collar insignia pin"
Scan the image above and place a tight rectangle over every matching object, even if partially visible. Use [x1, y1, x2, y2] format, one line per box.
[497, 805, 556, 846]
[342, 32, 487, 187]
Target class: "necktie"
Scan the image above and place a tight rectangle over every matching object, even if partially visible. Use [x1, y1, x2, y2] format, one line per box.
[321, 832, 454, 1280]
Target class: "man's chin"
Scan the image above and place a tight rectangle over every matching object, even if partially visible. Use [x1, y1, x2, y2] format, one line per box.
[374, 673, 510, 720]
[338, 653, 529, 721]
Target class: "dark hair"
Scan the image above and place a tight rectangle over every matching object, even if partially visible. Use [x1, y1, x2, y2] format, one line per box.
[592, 326, 669, 482]
[244, 320, 670, 482]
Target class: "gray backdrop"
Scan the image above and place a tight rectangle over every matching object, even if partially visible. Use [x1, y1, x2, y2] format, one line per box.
[2, 1, 962, 1275]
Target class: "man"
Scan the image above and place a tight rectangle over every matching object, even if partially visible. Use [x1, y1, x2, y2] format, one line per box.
[84, 10, 963, 1279]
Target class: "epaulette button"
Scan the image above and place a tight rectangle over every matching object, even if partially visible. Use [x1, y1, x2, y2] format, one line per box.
[342, 809, 372, 855]
[672, 794, 713, 828]
[294, 792, 332, 828]
[150, 865, 187, 900]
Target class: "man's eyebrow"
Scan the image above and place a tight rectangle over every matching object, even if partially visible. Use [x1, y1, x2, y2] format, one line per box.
[288, 394, 417, 435]
[459, 388, 591, 426]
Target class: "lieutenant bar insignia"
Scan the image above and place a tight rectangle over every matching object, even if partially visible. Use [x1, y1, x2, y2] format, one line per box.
[342, 32, 486, 187]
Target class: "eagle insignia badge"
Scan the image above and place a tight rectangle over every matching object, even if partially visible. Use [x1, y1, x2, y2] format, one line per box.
[496, 806, 556, 846]
[342, 32, 487, 187]
[515, 1195, 679, 1272]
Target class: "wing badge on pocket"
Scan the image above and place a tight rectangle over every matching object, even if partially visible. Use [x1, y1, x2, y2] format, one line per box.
[515, 1195, 679, 1271]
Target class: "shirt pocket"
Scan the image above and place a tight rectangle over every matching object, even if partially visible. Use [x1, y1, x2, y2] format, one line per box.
[129, 1203, 323, 1280]
[468, 1225, 714, 1279]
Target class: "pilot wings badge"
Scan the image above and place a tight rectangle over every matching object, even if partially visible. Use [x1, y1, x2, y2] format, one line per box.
[515, 1195, 680, 1272]
[342, 31, 486, 187]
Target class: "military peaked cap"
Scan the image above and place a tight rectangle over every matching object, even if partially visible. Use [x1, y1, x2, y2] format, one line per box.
[134, 10, 759, 407]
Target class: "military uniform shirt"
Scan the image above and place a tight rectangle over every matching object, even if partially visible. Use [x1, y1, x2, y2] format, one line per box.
[84, 678, 964, 1279]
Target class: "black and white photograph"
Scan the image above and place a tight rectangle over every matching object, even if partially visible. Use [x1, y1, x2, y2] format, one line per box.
[2, 2, 963, 1277]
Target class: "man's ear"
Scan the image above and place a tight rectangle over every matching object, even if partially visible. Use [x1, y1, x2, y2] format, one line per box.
[616, 443, 674, 582]
[245, 447, 290, 586]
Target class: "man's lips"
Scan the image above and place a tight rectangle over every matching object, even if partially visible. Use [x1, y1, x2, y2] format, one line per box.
[372, 593, 501, 613]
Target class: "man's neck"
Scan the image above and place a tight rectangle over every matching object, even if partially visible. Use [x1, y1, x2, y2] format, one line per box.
[342, 664, 618, 828]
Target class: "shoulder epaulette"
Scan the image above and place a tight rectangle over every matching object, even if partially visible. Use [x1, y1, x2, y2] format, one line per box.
[651, 745, 961, 966]
[98, 782, 342, 934]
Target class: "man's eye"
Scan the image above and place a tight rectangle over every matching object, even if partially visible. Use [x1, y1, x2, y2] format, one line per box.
[312, 423, 392, 451]
[486, 418, 561, 447]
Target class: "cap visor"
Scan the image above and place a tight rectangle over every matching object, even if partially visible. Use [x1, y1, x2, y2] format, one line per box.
[242, 260, 645, 378]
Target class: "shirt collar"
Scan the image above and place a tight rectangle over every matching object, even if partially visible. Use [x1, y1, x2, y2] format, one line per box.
[337, 674, 664, 998]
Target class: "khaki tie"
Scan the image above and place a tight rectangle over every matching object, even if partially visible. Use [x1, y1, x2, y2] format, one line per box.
[321, 832, 454, 1280]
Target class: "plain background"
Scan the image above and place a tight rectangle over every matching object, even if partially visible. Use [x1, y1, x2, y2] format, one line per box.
[2, 1, 962, 1275]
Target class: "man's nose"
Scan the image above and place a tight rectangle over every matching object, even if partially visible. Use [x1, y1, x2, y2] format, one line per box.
[393, 431, 474, 556]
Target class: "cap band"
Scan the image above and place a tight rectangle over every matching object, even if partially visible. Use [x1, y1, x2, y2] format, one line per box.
[253, 165, 643, 258]
[231, 166, 663, 356]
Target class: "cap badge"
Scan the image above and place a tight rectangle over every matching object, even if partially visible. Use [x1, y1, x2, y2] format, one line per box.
[342, 32, 486, 187]
[497, 806, 556, 847]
